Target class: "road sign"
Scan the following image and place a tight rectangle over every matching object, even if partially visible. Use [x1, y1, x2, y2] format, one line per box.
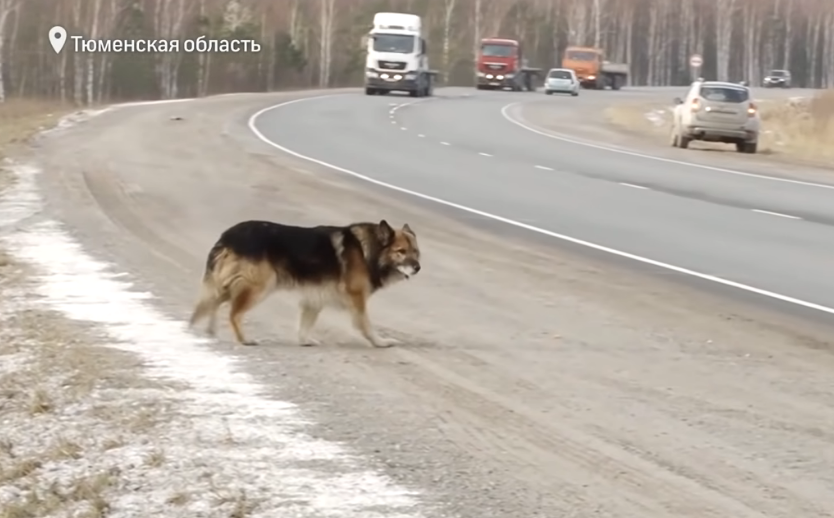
[689, 54, 703, 68]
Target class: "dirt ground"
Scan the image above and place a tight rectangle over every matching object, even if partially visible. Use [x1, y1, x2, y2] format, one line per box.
[605, 89, 834, 167]
[7, 91, 831, 518]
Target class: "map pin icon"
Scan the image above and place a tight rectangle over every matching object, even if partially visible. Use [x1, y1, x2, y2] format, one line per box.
[49, 26, 67, 54]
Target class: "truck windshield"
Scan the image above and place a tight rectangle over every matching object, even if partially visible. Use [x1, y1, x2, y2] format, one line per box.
[372, 34, 415, 54]
[566, 51, 598, 61]
[481, 44, 516, 57]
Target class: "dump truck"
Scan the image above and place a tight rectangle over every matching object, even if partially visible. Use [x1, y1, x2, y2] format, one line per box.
[561, 46, 628, 90]
[475, 38, 542, 91]
[363, 12, 438, 97]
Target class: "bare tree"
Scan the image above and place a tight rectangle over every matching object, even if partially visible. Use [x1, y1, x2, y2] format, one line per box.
[0, 0, 21, 102]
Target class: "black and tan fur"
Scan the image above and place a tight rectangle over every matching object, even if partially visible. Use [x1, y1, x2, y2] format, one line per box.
[187, 219, 421, 347]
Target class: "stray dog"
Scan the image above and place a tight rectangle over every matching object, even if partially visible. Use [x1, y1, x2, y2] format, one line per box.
[188, 219, 421, 347]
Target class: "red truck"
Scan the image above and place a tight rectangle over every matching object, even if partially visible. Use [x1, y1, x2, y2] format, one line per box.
[475, 38, 541, 91]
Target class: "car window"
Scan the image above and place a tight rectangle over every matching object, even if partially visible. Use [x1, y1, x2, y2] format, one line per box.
[548, 70, 572, 79]
[768, 70, 787, 77]
[698, 86, 749, 103]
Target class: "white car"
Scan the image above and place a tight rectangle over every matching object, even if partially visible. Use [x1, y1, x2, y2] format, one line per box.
[544, 68, 579, 96]
[670, 80, 761, 154]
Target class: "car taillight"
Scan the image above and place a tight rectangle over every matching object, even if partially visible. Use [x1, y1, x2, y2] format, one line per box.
[747, 103, 757, 116]
[690, 98, 700, 112]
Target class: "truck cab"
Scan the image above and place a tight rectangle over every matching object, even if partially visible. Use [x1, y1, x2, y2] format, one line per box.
[476, 38, 539, 91]
[364, 12, 434, 97]
[561, 46, 628, 90]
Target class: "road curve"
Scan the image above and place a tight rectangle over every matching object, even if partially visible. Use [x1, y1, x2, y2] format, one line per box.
[31, 89, 834, 518]
[252, 87, 834, 316]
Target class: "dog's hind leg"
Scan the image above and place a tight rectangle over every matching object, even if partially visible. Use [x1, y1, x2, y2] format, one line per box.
[297, 300, 323, 347]
[346, 290, 398, 348]
[228, 287, 265, 346]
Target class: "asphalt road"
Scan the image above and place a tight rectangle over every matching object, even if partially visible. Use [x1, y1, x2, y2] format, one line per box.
[253, 86, 834, 315]
[31, 87, 834, 518]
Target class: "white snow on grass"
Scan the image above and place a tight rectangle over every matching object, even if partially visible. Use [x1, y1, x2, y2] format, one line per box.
[0, 159, 428, 515]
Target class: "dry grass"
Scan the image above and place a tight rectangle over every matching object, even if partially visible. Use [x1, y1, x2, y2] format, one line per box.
[0, 241, 176, 516]
[605, 89, 834, 166]
[0, 98, 72, 159]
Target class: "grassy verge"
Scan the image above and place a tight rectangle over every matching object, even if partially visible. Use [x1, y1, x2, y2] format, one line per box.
[604, 89, 834, 166]
[0, 99, 72, 159]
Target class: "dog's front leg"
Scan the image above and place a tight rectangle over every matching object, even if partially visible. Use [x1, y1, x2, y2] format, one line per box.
[347, 291, 398, 348]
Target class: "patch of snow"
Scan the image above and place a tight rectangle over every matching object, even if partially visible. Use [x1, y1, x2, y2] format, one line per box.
[0, 164, 429, 516]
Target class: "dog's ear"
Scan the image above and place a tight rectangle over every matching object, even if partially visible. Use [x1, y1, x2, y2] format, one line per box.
[377, 219, 394, 244]
[402, 223, 415, 236]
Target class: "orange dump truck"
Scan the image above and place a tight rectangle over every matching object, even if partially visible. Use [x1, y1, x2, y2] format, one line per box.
[561, 46, 629, 90]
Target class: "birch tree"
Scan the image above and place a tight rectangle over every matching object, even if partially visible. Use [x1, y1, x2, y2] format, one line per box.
[0, 0, 20, 102]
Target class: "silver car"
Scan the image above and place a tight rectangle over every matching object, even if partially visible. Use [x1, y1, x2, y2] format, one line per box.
[544, 68, 579, 96]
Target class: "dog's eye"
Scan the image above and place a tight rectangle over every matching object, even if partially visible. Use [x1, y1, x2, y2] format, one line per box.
[394, 248, 406, 254]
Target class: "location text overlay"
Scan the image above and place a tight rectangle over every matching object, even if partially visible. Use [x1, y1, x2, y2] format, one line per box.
[48, 25, 260, 54]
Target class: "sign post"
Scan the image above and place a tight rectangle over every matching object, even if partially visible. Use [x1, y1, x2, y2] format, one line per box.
[689, 54, 703, 82]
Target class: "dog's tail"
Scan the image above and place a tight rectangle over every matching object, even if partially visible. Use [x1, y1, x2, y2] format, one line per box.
[188, 241, 230, 328]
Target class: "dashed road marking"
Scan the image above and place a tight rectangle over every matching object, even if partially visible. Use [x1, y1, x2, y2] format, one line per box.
[418, 134, 425, 138]
[440, 141, 450, 146]
[534, 165, 553, 171]
[752, 209, 801, 220]
[620, 182, 649, 190]
[479, 152, 492, 157]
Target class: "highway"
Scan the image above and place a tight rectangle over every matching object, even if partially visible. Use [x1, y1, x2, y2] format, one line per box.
[252, 87, 834, 315]
[32, 87, 834, 518]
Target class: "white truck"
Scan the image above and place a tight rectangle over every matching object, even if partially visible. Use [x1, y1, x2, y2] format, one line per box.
[364, 12, 437, 97]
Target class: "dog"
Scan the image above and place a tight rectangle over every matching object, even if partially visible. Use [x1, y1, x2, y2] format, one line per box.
[187, 219, 421, 348]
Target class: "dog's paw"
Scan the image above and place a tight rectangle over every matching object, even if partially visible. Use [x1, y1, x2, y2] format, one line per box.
[239, 340, 259, 346]
[298, 337, 321, 347]
[372, 337, 399, 348]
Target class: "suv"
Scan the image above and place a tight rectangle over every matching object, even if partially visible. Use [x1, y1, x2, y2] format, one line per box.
[763, 69, 792, 88]
[670, 80, 760, 154]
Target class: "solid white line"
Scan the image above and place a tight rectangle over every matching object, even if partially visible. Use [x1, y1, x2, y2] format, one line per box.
[534, 165, 553, 171]
[620, 182, 649, 190]
[751, 209, 801, 219]
[440, 141, 450, 146]
[500, 102, 834, 191]
[479, 152, 492, 157]
[247, 95, 834, 318]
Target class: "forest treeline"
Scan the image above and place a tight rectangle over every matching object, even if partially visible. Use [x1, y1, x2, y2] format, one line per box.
[1, 0, 832, 104]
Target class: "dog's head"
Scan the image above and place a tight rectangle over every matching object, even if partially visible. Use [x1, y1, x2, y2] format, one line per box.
[376, 220, 421, 281]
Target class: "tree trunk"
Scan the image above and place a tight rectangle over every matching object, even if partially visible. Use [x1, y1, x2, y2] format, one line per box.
[442, 0, 456, 77]
[715, 0, 736, 81]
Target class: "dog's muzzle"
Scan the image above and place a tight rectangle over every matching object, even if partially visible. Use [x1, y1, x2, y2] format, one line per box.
[397, 263, 420, 279]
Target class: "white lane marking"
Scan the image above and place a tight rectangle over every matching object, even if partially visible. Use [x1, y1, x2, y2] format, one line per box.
[500, 102, 834, 191]
[620, 182, 649, 190]
[389, 97, 431, 115]
[249, 96, 834, 318]
[479, 152, 492, 157]
[418, 134, 425, 138]
[391, 120, 396, 124]
[0, 163, 426, 517]
[401, 127, 407, 131]
[534, 165, 553, 171]
[440, 141, 450, 146]
[752, 209, 801, 220]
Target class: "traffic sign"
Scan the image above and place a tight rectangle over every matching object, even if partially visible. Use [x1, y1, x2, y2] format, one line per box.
[689, 54, 703, 68]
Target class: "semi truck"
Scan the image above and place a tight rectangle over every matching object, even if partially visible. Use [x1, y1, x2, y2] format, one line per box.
[363, 12, 437, 97]
[561, 46, 629, 90]
[475, 38, 542, 91]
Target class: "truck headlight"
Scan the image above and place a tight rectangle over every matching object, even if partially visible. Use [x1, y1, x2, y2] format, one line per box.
[404, 73, 416, 80]
[496, 75, 504, 80]
[393, 74, 403, 80]
[486, 74, 494, 79]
